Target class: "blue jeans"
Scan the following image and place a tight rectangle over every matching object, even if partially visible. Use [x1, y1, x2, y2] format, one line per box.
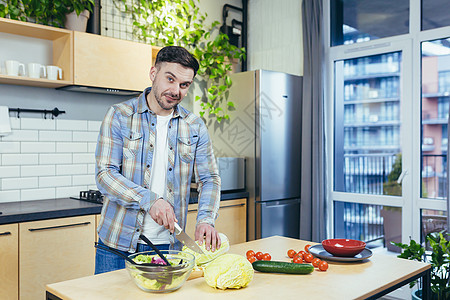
[95, 238, 170, 274]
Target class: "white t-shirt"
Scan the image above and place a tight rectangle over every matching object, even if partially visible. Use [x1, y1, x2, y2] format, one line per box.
[140, 112, 173, 244]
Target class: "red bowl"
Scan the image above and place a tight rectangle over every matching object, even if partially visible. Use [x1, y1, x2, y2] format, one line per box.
[322, 239, 366, 257]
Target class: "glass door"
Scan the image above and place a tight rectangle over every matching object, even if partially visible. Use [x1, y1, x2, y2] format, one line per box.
[330, 43, 413, 252]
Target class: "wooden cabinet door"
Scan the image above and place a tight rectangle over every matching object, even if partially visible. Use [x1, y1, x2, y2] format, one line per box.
[0, 223, 19, 300]
[19, 215, 95, 300]
[73, 31, 154, 91]
[214, 199, 247, 245]
[186, 198, 247, 245]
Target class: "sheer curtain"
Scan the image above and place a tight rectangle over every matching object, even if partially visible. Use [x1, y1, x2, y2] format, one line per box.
[300, 0, 327, 242]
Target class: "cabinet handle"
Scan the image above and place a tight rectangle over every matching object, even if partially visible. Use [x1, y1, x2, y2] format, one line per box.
[0, 231, 11, 236]
[28, 221, 91, 232]
[220, 203, 246, 209]
[189, 203, 245, 212]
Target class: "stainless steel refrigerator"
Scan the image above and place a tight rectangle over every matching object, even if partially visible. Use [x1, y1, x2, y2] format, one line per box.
[206, 70, 302, 240]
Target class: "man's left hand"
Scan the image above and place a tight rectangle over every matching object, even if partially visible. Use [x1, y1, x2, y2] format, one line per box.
[195, 223, 221, 252]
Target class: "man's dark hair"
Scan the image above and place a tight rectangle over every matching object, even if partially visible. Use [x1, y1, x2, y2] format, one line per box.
[155, 46, 199, 76]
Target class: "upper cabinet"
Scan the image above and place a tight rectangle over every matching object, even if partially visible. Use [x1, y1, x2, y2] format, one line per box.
[73, 31, 158, 91]
[0, 17, 160, 91]
[0, 17, 73, 88]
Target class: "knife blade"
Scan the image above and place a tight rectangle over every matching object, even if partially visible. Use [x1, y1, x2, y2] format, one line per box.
[174, 223, 204, 254]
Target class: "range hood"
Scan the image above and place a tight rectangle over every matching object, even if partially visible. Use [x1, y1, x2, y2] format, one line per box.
[57, 85, 141, 96]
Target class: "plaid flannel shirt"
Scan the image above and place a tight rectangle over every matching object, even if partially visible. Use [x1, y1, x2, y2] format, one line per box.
[95, 88, 221, 252]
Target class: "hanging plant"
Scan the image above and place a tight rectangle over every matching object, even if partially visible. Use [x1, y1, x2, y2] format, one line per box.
[114, 0, 246, 123]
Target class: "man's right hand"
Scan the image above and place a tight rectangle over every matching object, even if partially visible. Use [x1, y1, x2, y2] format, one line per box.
[149, 198, 177, 233]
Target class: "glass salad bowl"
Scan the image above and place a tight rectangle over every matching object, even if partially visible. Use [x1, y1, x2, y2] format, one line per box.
[125, 250, 195, 293]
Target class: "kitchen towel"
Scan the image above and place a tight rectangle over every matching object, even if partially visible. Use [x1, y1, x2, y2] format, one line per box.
[0, 106, 12, 136]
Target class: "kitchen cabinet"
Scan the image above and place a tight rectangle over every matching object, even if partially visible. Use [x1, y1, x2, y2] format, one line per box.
[19, 215, 95, 300]
[0, 17, 160, 91]
[73, 31, 159, 91]
[0, 223, 19, 300]
[0, 17, 72, 88]
[186, 198, 247, 245]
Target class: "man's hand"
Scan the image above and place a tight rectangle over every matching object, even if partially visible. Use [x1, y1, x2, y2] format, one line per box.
[195, 223, 221, 252]
[149, 198, 177, 233]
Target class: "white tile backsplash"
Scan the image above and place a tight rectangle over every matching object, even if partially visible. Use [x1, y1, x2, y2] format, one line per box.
[57, 119, 88, 131]
[72, 174, 95, 186]
[0, 142, 20, 153]
[21, 118, 55, 130]
[2, 177, 38, 190]
[88, 121, 102, 132]
[9, 118, 20, 129]
[56, 186, 88, 198]
[39, 176, 71, 188]
[21, 165, 55, 177]
[56, 142, 88, 153]
[0, 166, 20, 178]
[0, 117, 102, 202]
[39, 130, 72, 142]
[21, 188, 55, 201]
[2, 130, 39, 141]
[0, 190, 20, 202]
[21, 142, 56, 153]
[40, 153, 72, 164]
[73, 131, 99, 142]
[56, 164, 87, 175]
[2, 154, 38, 165]
[73, 153, 95, 164]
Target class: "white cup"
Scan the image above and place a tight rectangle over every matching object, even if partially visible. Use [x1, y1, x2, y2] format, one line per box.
[5, 60, 25, 76]
[46, 65, 62, 80]
[28, 63, 47, 79]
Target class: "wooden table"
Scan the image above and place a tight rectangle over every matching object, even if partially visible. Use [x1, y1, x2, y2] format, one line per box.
[46, 236, 431, 300]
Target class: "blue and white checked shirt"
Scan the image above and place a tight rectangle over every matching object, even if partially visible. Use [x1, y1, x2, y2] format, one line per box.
[95, 87, 221, 252]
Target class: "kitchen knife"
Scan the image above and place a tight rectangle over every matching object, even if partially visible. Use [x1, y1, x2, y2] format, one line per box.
[174, 223, 204, 254]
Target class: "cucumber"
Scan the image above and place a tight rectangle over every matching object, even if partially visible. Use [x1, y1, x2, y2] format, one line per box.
[252, 261, 314, 274]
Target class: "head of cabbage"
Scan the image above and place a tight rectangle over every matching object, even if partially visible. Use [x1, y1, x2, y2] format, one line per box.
[181, 232, 230, 265]
[203, 254, 254, 289]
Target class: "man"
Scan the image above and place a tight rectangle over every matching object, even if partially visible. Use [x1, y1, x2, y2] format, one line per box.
[94, 46, 221, 274]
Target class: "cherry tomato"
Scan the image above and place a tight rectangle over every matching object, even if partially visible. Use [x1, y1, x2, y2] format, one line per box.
[246, 250, 255, 258]
[263, 253, 272, 261]
[299, 250, 307, 257]
[305, 244, 312, 253]
[247, 256, 257, 263]
[255, 251, 264, 260]
[287, 249, 297, 258]
[293, 256, 303, 264]
[304, 253, 314, 263]
[318, 260, 329, 271]
[295, 252, 304, 259]
[312, 258, 321, 267]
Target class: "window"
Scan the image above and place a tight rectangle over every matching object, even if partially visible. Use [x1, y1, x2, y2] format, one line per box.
[330, 0, 409, 46]
[326, 0, 450, 251]
[421, 38, 450, 200]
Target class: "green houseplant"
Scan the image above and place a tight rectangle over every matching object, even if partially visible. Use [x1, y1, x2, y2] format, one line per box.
[114, 0, 246, 124]
[0, 0, 94, 29]
[392, 231, 450, 299]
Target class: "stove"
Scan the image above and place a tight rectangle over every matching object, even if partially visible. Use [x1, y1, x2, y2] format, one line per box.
[70, 190, 103, 204]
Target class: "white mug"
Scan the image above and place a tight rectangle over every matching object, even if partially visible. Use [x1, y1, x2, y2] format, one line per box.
[28, 63, 46, 79]
[5, 60, 25, 76]
[46, 65, 62, 80]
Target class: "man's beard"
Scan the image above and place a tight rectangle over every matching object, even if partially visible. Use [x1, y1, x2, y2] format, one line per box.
[154, 89, 179, 111]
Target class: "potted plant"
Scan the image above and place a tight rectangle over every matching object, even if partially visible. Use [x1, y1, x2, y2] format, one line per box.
[0, 0, 94, 31]
[392, 231, 450, 299]
[63, 0, 95, 32]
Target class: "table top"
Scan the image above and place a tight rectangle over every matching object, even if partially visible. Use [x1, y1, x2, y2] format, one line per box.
[46, 236, 430, 300]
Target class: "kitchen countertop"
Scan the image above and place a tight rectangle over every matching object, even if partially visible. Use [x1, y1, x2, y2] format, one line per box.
[0, 190, 249, 225]
[46, 236, 431, 300]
